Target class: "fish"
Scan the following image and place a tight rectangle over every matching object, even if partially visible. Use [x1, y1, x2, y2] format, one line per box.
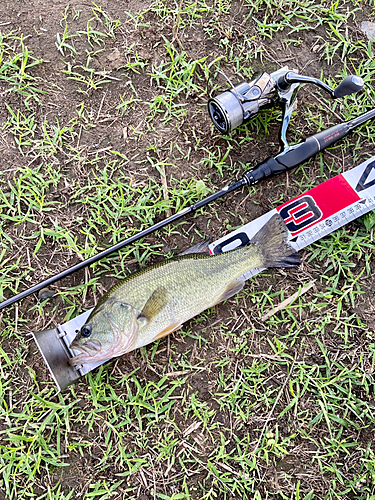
[69, 214, 300, 366]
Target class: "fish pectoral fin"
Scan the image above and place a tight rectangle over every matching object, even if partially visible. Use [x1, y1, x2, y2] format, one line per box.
[153, 321, 182, 340]
[216, 279, 245, 305]
[137, 286, 169, 325]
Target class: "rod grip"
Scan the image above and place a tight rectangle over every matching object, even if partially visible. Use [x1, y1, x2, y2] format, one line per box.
[245, 138, 320, 184]
[244, 121, 351, 185]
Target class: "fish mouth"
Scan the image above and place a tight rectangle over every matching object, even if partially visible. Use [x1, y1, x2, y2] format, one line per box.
[69, 339, 104, 366]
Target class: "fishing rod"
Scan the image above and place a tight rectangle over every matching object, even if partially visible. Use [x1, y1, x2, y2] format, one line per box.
[0, 67, 372, 311]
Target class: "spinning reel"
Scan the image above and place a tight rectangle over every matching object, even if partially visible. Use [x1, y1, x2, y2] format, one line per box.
[208, 67, 364, 150]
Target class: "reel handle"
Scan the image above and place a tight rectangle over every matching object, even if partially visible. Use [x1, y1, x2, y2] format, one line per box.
[333, 75, 364, 98]
[278, 71, 364, 99]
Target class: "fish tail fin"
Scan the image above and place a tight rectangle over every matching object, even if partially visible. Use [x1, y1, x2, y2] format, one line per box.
[251, 214, 301, 268]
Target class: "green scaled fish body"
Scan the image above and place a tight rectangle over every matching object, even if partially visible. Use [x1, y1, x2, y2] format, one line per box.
[69, 214, 300, 365]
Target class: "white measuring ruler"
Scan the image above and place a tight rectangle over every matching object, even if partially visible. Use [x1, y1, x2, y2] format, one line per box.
[32, 156, 375, 391]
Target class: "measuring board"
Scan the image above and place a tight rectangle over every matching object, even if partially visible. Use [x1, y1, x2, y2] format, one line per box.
[32, 156, 375, 391]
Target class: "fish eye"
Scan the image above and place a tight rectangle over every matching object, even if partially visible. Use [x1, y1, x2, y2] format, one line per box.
[81, 325, 92, 338]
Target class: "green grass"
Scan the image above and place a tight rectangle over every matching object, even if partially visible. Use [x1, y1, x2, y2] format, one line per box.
[0, 31, 44, 107]
[1, 0, 375, 499]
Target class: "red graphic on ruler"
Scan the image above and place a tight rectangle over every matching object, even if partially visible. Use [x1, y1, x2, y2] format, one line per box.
[277, 175, 360, 235]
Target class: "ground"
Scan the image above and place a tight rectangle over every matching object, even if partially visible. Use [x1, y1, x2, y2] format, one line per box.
[0, 1, 375, 499]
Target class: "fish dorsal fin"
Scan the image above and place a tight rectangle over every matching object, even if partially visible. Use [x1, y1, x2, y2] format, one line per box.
[137, 286, 169, 325]
[179, 238, 212, 255]
[216, 279, 244, 305]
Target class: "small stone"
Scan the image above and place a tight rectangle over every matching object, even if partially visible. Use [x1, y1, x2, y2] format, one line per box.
[38, 288, 57, 300]
[361, 21, 375, 41]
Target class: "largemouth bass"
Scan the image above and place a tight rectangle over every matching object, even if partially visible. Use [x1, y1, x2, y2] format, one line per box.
[69, 214, 300, 366]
